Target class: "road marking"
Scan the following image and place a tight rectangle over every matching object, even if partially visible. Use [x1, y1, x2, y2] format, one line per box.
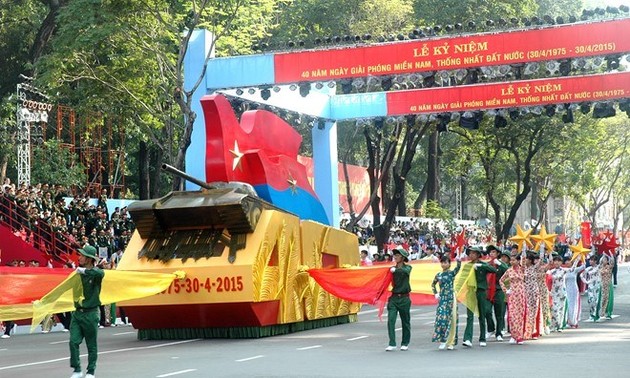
[156, 369, 197, 377]
[0, 349, 7, 352]
[358, 308, 379, 315]
[113, 331, 136, 336]
[48, 340, 67, 345]
[297, 345, 322, 350]
[235, 355, 264, 362]
[346, 336, 369, 341]
[395, 327, 402, 331]
[0, 339, 201, 371]
[423, 321, 435, 325]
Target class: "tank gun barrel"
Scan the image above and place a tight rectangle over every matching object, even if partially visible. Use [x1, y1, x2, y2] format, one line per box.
[161, 163, 213, 190]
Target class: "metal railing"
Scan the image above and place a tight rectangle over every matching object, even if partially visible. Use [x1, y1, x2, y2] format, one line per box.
[0, 195, 78, 264]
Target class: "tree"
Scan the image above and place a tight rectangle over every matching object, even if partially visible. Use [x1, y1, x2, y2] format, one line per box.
[450, 114, 569, 241]
[272, 0, 415, 46]
[413, 0, 537, 26]
[0, 0, 53, 184]
[562, 116, 630, 230]
[32, 139, 87, 186]
[34, 0, 279, 196]
[343, 116, 431, 251]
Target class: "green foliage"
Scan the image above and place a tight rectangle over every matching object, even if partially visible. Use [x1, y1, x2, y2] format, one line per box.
[536, 0, 584, 18]
[413, 0, 538, 26]
[30, 0, 279, 195]
[31, 139, 88, 186]
[424, 200, 452, 221]
[0, 97, 17, 155]
[0, 0, 48, 99]
[271, 0, 415, 44]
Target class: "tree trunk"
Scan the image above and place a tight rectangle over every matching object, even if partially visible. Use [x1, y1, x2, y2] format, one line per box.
[0, 155, 7, 186]
[139, 141, 149, 200]
[426, 131, 440, 202]
[530, 182, 538, 221]
[171, 95, 196, 191]
[31, 1, 68, 63]
[413, 179, 427, 216]
[500, 186, 532, 241]
[397, 185, 406, 216]
[150, 145, 163, 198]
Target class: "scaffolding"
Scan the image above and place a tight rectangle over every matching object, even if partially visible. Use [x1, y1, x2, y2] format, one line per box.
[54, 106, 126, 198]
[16, 83, 52, 186]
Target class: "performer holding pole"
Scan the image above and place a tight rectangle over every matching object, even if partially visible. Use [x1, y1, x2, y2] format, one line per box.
[70, 245, 104, 378]
[485, 245, 509, 342]
[386, 247, 412, 352]
[462, 246, 497, 348]
[431, 251, 462, 350]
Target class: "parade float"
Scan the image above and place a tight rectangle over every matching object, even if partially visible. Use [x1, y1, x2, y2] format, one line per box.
[115, 94, 361, 339]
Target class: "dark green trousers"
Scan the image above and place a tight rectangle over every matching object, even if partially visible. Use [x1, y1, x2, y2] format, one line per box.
[486, 290, 506, 337]
[70, 309, 99, 375]
[387, 295, 411, 347]
[464, 289, 490, 342]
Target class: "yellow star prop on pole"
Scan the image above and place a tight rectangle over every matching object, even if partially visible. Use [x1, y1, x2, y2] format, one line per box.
[229, 140, 244, 171]
[569, 239, 590, 264]
[530, 225, 557, 252]
[508, 224, 533, 252]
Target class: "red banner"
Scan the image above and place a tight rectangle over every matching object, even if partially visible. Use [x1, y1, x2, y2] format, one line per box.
[386, 72, 630, 115]
[581, 221, 592, 247]
[274, 19, 630, 83]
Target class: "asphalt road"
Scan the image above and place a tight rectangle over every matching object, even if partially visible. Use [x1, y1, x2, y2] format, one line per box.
[2, 265, 630, 378]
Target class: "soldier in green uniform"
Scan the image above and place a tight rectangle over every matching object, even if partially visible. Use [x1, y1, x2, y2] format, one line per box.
[70, 245, 104, 378]
[462, 246, 497, 348]
[386, 247, 412, 351]
[485, 246, 510, 341]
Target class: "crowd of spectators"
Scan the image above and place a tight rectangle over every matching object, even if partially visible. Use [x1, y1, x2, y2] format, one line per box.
[0, 178, 135, 264]
[343, 217, 495, 263]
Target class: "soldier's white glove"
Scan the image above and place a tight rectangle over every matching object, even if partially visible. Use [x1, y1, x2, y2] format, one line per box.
[493, 259, 501, 265]
[75, 267, 86, 274]
[506, 289, 512, 295]
[390, 267, 396, 273]
[473, 263, 482, 270]
[434, 293, 440, 300]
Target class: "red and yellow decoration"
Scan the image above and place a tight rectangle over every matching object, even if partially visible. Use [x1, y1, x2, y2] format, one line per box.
[307, 259, 479, 315]
[569, 239, 591, 264]
[594, 230, 620, 257]
[0, 268, 183, 329]
[508, 224, 533, 252]
[530, 225, 558, 252]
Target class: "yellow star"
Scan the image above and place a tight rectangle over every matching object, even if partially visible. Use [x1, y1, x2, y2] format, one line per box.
[229, 140, 244, 171]
[287, 174, 298, 195]
[569, 239, 590, 264]
[530, 225, 557, 252]
[508, 224, 533, 252]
